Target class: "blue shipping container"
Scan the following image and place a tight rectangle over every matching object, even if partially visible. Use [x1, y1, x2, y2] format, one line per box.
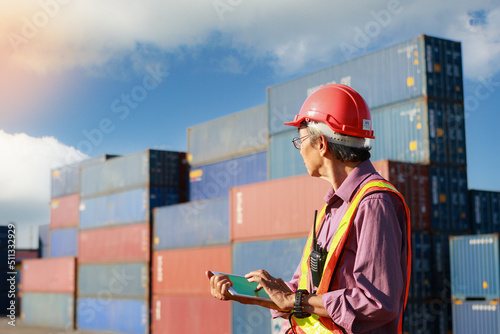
[232, 238, 306, 334]
[450, 234, 500, 300]
[77, 298, 148, 334]
[80, 150, 185, 198]
[51, 154, 116, 198]
[38, 224, 50, 258]
[411, 231, 432, 300]
[21, 292, 74, 329]
[452, 300, 500, 334]
[188, 104, 268, 167]
[78, 262, 148, 299]
[154, 197, 229, 250]
[50, 227, 78, 257]
[79, 187, 179, 230]
[189, 151, 267, 201]
[469, 190, 500, 234]
[268, 35, 463, 136]
[432, 233, 452, 298]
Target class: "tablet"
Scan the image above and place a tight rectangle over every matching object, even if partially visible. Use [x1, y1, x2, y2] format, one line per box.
[210, 271, 271, 301]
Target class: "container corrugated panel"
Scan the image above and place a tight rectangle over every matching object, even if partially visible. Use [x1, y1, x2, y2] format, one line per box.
[152, 246, 231, 296]
[188, 104, 268, 167]
[79, 223, 149, 263]
[78, 262, 148, 299]
[409, 231, 432, 301]
[452, 300, 500, 334]
[50, 193, 80, 229]
[403, 300, 452, 334]
[230, 174, 331, 242]
[80, 150, 186, 198]
[432, 233, 451, 298]
[372, 160, 431, 231]
[50, 227, 78, 258]
[51, 154, 117, 198]
[154, 197, 229, 250]
[269, 130, 308, 180]
[22, 257, 75, 293]
[430, 165, 469, 232]
[77, 298, 148, 334]
[189, 151, 268, 201]
[38, 224, 50, 258]
[21, 292, 74, 329]
[450, 234, 500, 300]
[231, 238, 307, 334]
[79, 186, 179, 230]
[151, 295, 231, 334]
[268, 35, 463, 137]
[469, 190, 500, 234]
[268, 36, 427, 136]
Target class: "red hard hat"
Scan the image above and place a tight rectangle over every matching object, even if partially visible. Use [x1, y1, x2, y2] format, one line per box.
[284, 84, 375, 139]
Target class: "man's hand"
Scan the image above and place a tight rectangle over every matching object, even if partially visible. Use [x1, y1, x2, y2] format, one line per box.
[206, 271, 233, 301]
[245, 270, 295, 312]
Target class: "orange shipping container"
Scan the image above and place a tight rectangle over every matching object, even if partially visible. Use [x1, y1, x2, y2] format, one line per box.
[230, 174, 331, 242]
[50, 194, 80, 229]
[21, 257, 75, 293]
[151, 295, 230, 334]
[152, 246, 231, 296]
[79, 223, 150, 263]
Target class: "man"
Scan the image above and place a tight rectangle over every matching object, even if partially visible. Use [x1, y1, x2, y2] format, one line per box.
[207, 84, 411, 334]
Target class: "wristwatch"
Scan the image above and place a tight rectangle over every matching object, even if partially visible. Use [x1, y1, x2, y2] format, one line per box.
[293, 289, 311, 318]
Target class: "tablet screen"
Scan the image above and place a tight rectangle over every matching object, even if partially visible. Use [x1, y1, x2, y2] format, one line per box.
[210, 272, 271, 300]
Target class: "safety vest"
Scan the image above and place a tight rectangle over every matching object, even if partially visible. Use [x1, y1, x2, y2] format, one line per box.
[291, 180, 411, 334]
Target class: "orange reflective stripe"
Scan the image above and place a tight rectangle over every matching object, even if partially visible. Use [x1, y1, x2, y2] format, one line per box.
[293, 180, 411, 334]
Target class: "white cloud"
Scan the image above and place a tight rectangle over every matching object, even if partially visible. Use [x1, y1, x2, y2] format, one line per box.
[1, 0, 499, 80]
[0, 130, 88, 248]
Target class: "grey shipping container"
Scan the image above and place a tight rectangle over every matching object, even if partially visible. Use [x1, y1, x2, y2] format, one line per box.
[469, 190, 500, 234]
[189, 151, 267, 201]
[188, 104, 268, 167]
[77, 298, 148, 334]
[51, 154, 117, 198]
[80, 150, 187, 198]
[38, 224, 50, 258]
[78, 262, 148, 299]
[450, 234, 500, 300]
[452, 300, 500, 334]
[21, 292, 74, 329]
[154, 196, 229, 250]
[268, 130, 308, 180]
[231, 238, 307, 334]
[268, 35, 463, 136]
[50, 227, 78, 257]
[79, 186, 180, 230]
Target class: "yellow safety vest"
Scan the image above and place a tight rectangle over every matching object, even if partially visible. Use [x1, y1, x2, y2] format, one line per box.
[291, 180, 411, 334]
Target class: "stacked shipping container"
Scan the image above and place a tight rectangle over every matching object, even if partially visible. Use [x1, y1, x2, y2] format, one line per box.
[187, 104, 268, 201]
[76, 150, 187, 334]
[450, 234, 500, 333]
[469, 190, 500, 234]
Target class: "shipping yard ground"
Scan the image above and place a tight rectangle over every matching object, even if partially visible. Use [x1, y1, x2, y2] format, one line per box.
[0, 318, 102, 334]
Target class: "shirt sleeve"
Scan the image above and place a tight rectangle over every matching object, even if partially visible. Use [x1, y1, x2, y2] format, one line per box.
[322, 193, 407, 333]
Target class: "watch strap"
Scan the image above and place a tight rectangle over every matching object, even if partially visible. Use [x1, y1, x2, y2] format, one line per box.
[293, 289, 311, 318]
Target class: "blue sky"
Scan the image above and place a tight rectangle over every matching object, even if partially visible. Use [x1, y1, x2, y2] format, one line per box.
[1, 1, 499, 248]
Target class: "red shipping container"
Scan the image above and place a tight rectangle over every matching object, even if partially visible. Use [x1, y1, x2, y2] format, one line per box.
[50, 194, 80, 229]
[151, 295, 230, 334]
[152, 246, 231, 296]
[79, 223, 149, 263]
[21, 257, 75, 293]
[230, 174, 331, 242]
[372, 159, 431, 231]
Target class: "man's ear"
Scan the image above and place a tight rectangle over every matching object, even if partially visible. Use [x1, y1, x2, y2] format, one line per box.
[319, 135, 329, 157]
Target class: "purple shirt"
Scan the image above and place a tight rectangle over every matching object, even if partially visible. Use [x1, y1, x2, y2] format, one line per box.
[271, 160, 408, 334]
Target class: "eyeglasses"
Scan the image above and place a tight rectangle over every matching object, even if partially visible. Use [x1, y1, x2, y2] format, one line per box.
[292, 135, 310, 149]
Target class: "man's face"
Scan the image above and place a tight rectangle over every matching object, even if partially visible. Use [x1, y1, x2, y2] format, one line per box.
[299, 128, 321, 177]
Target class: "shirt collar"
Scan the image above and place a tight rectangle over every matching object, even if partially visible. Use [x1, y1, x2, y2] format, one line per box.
[323, 160, 377, 205]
